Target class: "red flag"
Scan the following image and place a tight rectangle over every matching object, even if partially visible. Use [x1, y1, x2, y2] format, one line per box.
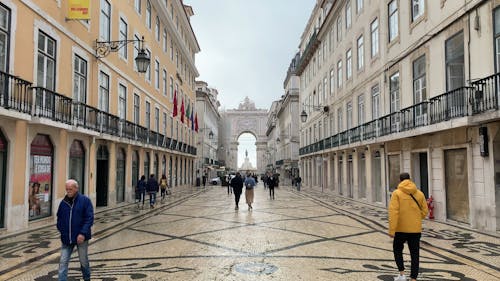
[180, 98, 185, 123]
[172, 90, 178, 117]
[194, 112, 198, 132]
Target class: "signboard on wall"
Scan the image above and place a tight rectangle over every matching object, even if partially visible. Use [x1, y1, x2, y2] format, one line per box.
[67, 0, 91, 20]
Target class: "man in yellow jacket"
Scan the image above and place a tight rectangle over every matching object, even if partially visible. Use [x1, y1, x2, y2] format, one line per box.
[389, 173, 428, 281]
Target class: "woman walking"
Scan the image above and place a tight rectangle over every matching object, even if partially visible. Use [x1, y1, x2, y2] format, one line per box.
[244, 172, 256, 210]
[160, 174, 168, 202]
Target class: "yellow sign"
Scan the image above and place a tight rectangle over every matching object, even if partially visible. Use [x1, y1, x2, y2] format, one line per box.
[67, 0, 91, 20]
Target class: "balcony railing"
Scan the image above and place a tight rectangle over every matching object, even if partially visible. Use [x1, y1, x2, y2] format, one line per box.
[33, 87, 73, 124]
[299, 72, 500, 156]
[0, 71, 33, 114]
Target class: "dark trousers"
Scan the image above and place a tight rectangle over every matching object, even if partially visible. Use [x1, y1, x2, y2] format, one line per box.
[234, 190, 242, 206]
[227, 185, 232, 194]
[269, 187, 275, 199]
[393, 232, 421, 279]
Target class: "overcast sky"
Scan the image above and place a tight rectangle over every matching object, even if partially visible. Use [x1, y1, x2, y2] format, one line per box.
[187, 0, 313, 110]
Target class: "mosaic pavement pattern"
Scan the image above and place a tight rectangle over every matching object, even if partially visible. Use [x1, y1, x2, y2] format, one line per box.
[1, 184, 499, 281]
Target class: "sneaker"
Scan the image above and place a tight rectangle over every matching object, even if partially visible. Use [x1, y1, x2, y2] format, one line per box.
[394, 275, 407, 281]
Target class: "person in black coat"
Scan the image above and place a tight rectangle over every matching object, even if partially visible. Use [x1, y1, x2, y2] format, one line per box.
[230, 172, 244, 210]
[146, 174, 159, 208]
[136, 175, 147, 208]
[267, 172, 277, 200]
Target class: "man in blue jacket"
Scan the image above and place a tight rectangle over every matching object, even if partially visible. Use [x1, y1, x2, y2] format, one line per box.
[57, 179, 94, 281]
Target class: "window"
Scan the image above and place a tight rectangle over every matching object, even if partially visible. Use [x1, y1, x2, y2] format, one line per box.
[346, 101, 353, 129]
[445, 32, 464, 91]
[346, 49, 352, 79]
[496, 8, 500, 71]
[413, 55, 427, 123]
[358, 94, 365, 125]
[134, 0, 141, 14]
[357, 35, 364, 70]
[371, 18, 379, 57]
[154, 59, 160, 89]
[323, 77, 328, 102]
[98, 71, 109, 111]
[100, 0, 111, 41]
[133, 94, 140, 124]
[119, 18, 128, 59]
[388, 1, 399, 42]
[337, 60, 342, 88]
[163, 29, 167, 52]
[118, 84, 126, 119]
[169, 77, 174, 100]
[37, 31, 56, 91]
[133, 34, 140, 71]
[337, 107, 343, 132]
[345, 2, 352, 29]
[155, 107, 159, 132]
[145, 49, 151, 81]
[155, 17, 160, 41]
[162, 69, 167, 96]
[390, 72, 400, 113]
[163, 112, 167, 135]
[170, 39, 174, 60]
[337, 17, 342, 42]
[371, 84, 380, 119]
[145, 101, 150, 130]
[411, 0, 425, 22]
[146, 0, 151, 29]
[0, 4, 10, 73]
[356, 0, 363, 13]
[329, 69, 334, 95]
[73, 55, 87, 104]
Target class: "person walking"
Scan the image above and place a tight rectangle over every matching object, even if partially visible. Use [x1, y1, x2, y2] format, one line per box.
[244, 173, 256, 210]
[227, 174, 233, 195]
[160, 174, 168, 202]
[146, 174, 159, 208]
[267, 172, 276, 200]
[296, 176, 302, 191]
[389, 173, 428, 281]
[136, 175, 147, 208]
[231, 172, 244, 210]
[57, 179, 94, 281]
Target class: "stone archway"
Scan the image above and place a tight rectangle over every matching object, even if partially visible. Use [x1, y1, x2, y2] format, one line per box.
[219, 97, 268, 174]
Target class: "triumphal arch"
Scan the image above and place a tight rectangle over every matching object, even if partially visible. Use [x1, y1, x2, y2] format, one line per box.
[219, 97, 268, 174]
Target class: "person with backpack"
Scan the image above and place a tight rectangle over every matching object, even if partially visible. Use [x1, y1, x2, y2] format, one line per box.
[389, 173, 428, 281]
[244, 172, 256, 210]
[160, 174, 168, 202]
[136, 175, 147, 209]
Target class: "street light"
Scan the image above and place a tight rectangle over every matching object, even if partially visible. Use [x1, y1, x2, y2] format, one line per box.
[95, 36, 150, 73]
[300, 104, 330, 123]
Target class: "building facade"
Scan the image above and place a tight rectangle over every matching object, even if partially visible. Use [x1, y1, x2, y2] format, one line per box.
[298, 0, 500, 231]
[195, 80, 221, 181]
[0, 0, 199, 233]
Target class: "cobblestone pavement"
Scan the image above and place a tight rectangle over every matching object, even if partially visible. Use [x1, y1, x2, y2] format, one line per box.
[1, 184, 499, 281]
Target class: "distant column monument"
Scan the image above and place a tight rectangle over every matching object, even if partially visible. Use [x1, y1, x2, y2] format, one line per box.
[240, 150, 256, 171]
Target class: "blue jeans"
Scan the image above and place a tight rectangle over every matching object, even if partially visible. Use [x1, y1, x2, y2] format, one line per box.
[58, 240, 90, 281]
[149, 192, 156, 205]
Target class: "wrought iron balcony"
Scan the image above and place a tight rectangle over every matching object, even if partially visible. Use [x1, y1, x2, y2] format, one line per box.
[33, 87, 73, 124]
[0, 71, 32, 114]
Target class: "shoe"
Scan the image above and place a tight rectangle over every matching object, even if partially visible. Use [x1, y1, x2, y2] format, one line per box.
[235, 206, 238, 210]
[394, 275, 407, 281]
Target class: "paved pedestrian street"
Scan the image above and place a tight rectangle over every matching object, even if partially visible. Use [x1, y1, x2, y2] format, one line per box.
[1, 184, 499, 281]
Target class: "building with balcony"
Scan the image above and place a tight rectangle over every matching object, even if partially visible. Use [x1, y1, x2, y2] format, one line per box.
[298, 0, 500, 232]
[0, 0, 199, 233]
[195, 80, 221, 181]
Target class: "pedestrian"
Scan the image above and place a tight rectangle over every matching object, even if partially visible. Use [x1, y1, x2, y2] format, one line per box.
[57, 179, 94, 281]
[136, 175, 147, 208]
[231, 172, 244, 210]
[389, 172, 428, 281]
[160, 174, 168, 202]
[146, 174, 159, 208]
[262, 174, 268, 190]
[296, 175, 302, 191]
[202, 171, 207, 188]
[244, 172, 256, 210]
[267, 172, 276, 200]
[227, 174, 233, 195]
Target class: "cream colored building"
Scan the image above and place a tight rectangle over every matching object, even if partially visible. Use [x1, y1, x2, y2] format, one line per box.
[0, 0, 200, 233]
[298, 0, 500, 231]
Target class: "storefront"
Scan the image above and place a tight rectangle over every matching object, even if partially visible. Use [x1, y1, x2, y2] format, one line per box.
[0, 130, 7, 228]
[69, 140, 85, 194]
[153, 153, 158, 178]
[132, 150, 139, 188]
[445, 148, 469, 224]
[96, 145, 109, 207]
[116, 148, 126, 203]
[29, 134, 53, 221]
[144, 152, 150, 177]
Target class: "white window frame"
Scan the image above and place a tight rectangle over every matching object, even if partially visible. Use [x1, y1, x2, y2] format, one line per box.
[357, 35, 364, 70]
[371, 18, 379, 57]
[388, 0, 399, 42]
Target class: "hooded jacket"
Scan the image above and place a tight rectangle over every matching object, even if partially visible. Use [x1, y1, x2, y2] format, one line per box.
[388, 179, 428, 236]
[57, 193, 94, 245]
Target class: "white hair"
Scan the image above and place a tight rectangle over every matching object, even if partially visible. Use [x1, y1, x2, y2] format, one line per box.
[65, 179, 79, 189]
